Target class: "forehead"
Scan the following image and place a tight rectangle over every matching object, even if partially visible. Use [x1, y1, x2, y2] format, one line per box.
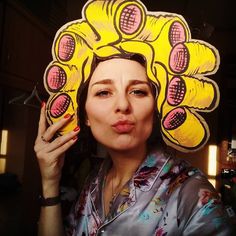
[90, 58, 147, 83]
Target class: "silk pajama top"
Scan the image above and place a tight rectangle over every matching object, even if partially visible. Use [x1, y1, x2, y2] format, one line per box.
[65, 148, 234, 236]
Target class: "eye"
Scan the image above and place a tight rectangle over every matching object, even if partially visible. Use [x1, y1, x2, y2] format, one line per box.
[95, 90, 111, 97]
[130, 89, 148, 97]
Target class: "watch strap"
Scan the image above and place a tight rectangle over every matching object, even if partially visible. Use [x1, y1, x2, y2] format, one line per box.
[39, 195, 61, 207]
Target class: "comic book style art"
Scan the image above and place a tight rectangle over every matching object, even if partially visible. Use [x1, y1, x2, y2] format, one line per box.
[43, 0, 220, 152]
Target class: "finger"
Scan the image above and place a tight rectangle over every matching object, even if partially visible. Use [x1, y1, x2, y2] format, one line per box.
[40, 133, 79, 161]
[44, 126, 80, 153]
[166, 75, 219, 110]
[169, 41, 218, 75]
[37, 101, 47, 137]
[148, 17, 189, 73]
[45, 92, 80, 136]
[161, 107, 208, 151]
[42, 113, 75, 142]
[51, 136, 78, 158]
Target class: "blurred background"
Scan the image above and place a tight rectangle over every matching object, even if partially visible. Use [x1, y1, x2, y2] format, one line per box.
[0, 0, 235, 235]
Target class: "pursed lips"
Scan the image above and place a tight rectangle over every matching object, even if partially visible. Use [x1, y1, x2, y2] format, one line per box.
[111, 120, 135, 133]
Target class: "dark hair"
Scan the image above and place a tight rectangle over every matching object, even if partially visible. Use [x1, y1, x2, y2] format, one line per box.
[77, 79, 95, 154]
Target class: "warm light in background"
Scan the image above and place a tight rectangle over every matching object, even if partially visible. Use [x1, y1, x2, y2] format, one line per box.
[208, 179, 216, 187]
[0, 130, 8, 155]
[208, 145, 217, 187]
[0, 130, 8, 174]
[0, 159, 6, 174]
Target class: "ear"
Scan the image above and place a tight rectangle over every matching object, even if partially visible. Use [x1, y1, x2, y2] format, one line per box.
[85, 118, 90, 126]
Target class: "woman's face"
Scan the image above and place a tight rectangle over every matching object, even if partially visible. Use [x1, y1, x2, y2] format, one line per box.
[85, 58, 155, 152]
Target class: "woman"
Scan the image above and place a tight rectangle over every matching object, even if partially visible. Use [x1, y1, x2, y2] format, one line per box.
[35, 57, 234, 235]
[35, 0, 234, 235]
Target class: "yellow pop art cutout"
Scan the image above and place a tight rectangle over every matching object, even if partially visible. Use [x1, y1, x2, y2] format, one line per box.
[43, 0, 220, 152]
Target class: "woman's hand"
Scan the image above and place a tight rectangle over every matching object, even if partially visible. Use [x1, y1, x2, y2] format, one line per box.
[34, 102, 80, 197]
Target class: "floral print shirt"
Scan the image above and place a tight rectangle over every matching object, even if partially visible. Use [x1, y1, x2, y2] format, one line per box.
[65, 148, 235, 236]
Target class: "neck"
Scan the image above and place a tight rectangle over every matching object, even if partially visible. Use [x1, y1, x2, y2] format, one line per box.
[103, 144, 148, 216]
[107, 144, 147, 183]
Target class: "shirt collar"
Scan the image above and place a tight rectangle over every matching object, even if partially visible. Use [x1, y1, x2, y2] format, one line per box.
[90, 148, 171, 221]
[133, 148, 171, 191]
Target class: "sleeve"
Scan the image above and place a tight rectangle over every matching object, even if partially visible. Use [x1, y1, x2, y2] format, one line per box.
[177, 173, 236, 235]
[63, 159, 104, 236]
[64, 200, 78, 236]
[63, 175, 92, 236]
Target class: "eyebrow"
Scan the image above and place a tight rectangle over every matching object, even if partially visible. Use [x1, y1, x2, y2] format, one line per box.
[91, 79, 113, 87]
[91, 79, 151, 87]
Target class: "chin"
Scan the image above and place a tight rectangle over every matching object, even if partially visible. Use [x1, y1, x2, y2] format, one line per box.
[95, 133, 148, 153]
[107, 140, 146, 153]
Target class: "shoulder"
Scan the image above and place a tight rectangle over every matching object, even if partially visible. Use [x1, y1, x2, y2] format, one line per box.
[159, 152, 199, 196]
[177, 171, 219, 217]
[176, 171, 235, 234]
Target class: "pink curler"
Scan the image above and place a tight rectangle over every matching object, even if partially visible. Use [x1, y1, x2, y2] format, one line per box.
[58, 34, 75, 61]
[50, 94, 71, 118]
[169, 43, 189, 73]
[169, 21, 186, 46]
[163, 107, 186, 130]
[46, 65, 67, 92]
[119, 4, 142, 35]
[167, 76, 186, 106]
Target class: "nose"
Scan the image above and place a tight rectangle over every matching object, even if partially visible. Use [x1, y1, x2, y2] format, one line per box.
[115, 93, 131, 114]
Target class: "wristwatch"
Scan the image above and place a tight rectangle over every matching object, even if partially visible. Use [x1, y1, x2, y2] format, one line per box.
[39, 195, 61, 207]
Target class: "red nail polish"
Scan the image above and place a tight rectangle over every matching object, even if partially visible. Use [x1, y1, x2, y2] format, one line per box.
[64, 114, 71, 119]
[41, 101, 45, 108]
[72, 136, 78, 141]
[73, 126, 80, 132]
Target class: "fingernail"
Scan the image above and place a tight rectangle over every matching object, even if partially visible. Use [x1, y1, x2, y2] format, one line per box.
[73, 126, 80, 132]
[64, 114, 71, 119]
[41, 101, 46, 108]
[72, 136, 78, 141]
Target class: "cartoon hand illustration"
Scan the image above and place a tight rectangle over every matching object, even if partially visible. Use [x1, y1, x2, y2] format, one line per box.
[43, 0, 147, 135]
[152, 17, 219, 151]
[118, 11, 220, 151]
[43, 25, 95, 135]
[155, 63, 219, 151]
[43, 0, 220, 152]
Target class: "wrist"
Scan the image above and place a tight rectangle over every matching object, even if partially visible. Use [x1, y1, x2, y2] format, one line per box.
[39, 195, 61, 207]
[42, 180, 60, 198]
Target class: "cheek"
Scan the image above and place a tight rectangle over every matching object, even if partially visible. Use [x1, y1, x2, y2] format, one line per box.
[138, 102, 155, 122]
[85, 102, 94, 126]
[85, 101, 109, 126]
[136, 105, 155, 134]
